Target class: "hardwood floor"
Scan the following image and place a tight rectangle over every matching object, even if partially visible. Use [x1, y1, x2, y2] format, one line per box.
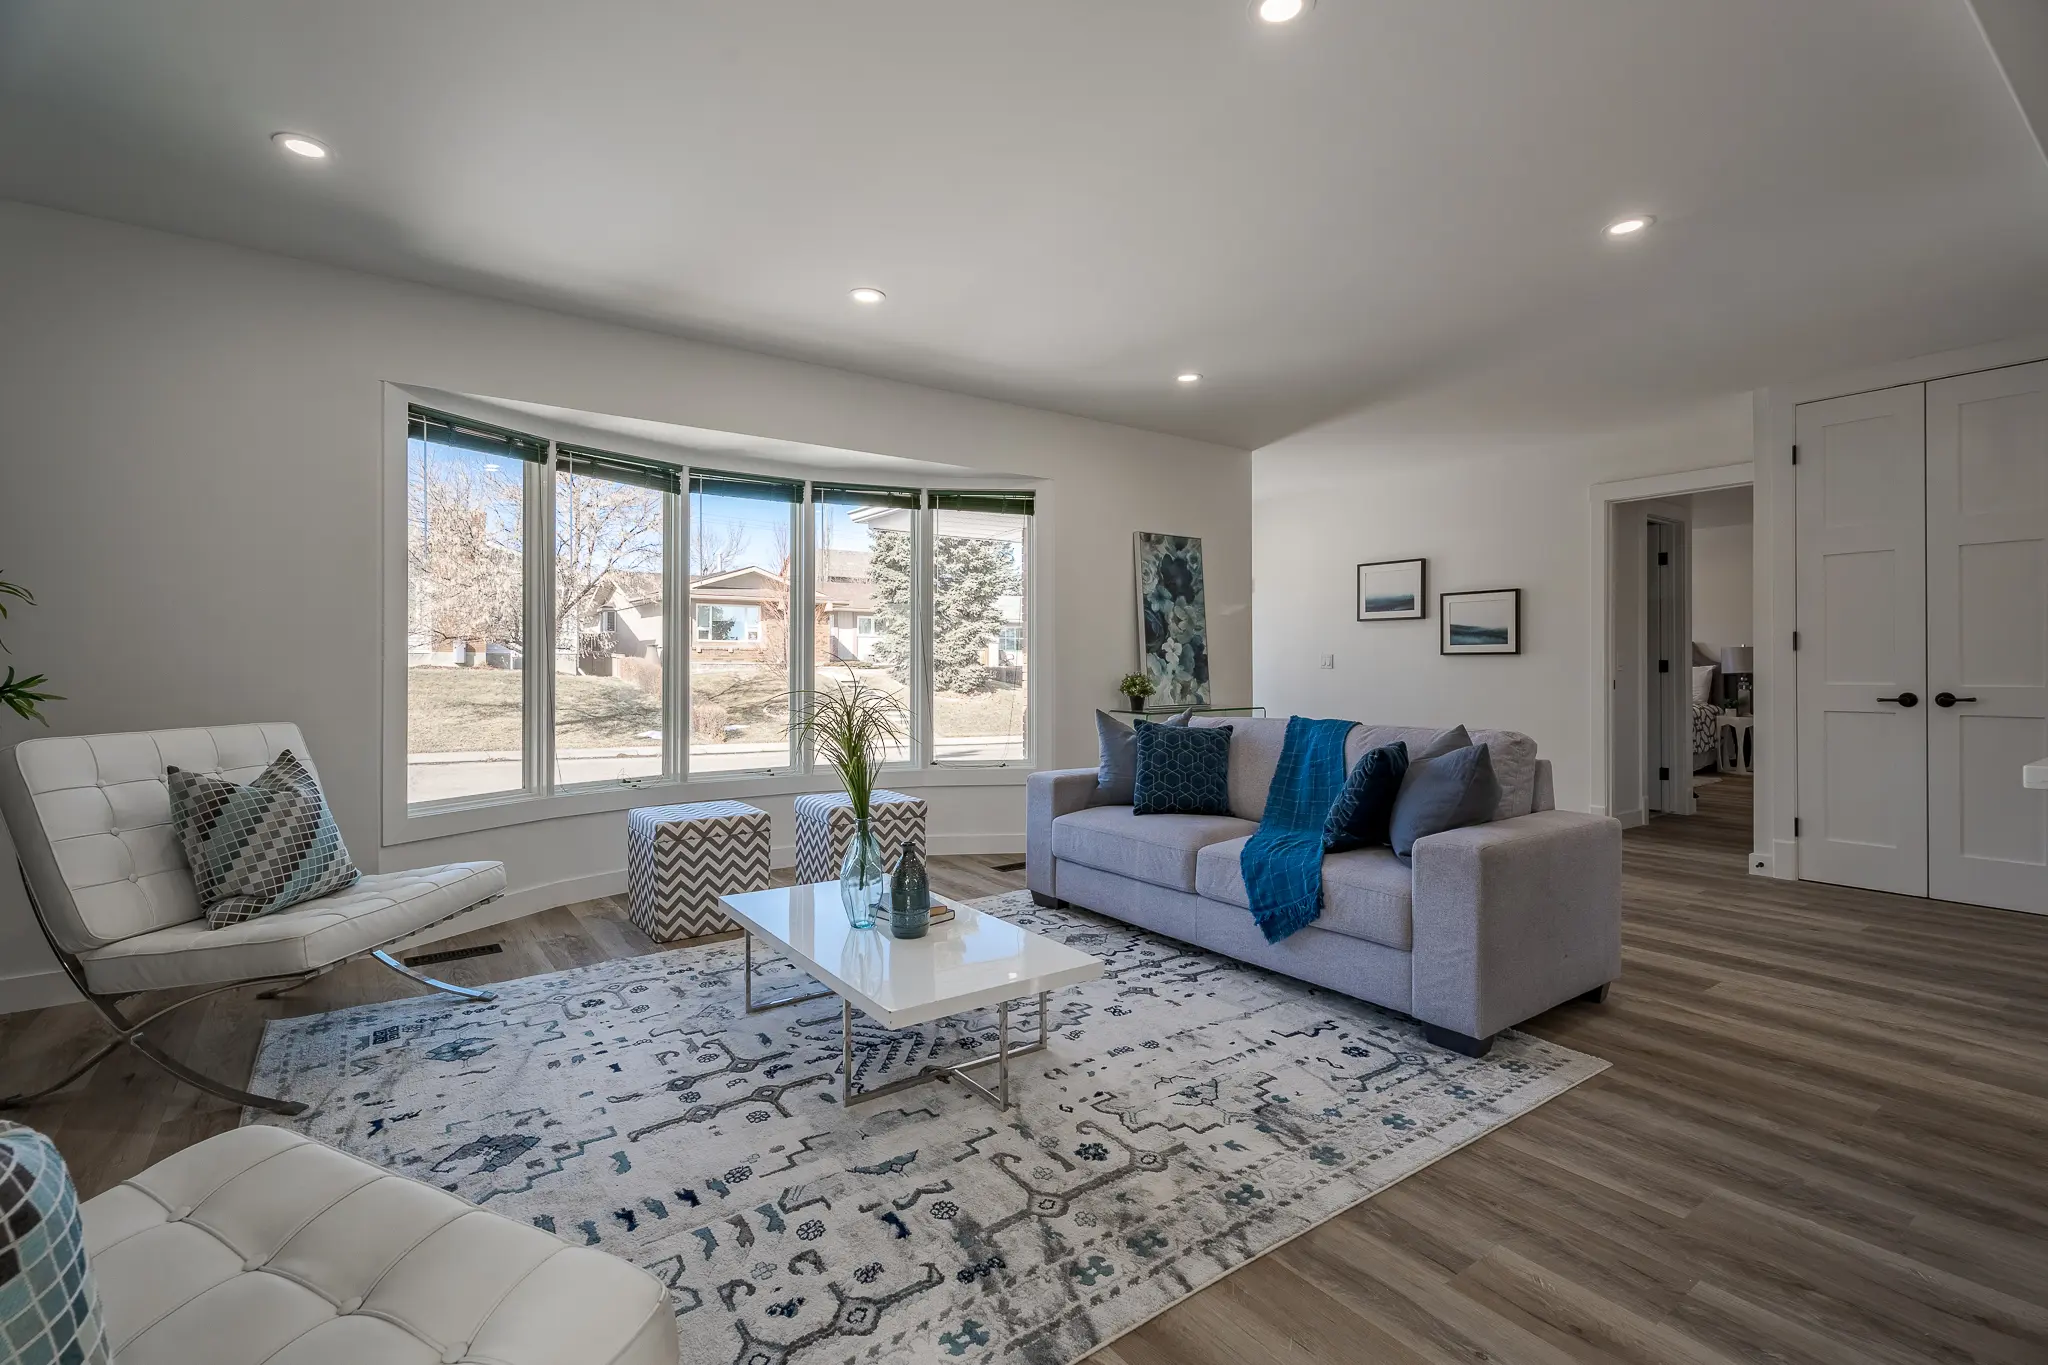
[7, 778, 2046, 1363]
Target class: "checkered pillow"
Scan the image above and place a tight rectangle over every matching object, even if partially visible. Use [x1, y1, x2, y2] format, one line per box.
[167, 749, 359, 928]
[0, 1124, 108, 1365]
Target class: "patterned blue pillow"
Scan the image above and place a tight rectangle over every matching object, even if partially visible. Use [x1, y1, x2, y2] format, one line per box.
[0, 1124, 108, 1365]
[1132, 721, 1233, 816]
[1323, 741, 1408, 852]
[167, 749, 359, 928]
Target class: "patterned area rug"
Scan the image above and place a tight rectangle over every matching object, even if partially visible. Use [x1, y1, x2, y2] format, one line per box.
[249, 891, 1606, 1365]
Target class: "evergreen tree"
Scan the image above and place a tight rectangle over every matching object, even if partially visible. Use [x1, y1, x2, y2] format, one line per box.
[866, 528, 1018, 693]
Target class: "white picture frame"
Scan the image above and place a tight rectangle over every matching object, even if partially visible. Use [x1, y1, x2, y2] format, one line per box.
[1356, 558, 1426, 621]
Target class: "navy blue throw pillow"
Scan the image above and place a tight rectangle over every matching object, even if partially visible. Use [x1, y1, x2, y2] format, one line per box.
[1389, 743, 1501, 860]
[1132, 721, 1233, 816]
[1323, 741, 1408, 852]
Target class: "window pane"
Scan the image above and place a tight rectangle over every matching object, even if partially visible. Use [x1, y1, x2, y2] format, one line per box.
[690, 478, 797, 773]
[814, 494, 913, 764]
[932, 506, 1027, 763]
[554, 462, 666, 786]
[406, 435, 526, 803]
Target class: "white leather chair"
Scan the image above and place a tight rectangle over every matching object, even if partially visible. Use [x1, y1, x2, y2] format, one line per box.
[0, 723, 507, 1116]
[82, 1125, 678, 1365]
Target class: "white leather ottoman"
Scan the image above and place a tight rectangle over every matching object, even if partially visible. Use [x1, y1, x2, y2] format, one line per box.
[80, 1126, 677, 1365]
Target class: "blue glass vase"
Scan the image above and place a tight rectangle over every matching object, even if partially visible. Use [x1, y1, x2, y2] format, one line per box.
[888, 844, 931, 938]
[839, 817, 885, 929]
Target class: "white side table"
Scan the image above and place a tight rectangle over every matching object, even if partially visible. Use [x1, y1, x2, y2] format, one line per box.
[1717, 714, 1755, 775]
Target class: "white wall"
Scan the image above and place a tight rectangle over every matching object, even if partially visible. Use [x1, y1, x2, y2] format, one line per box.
[1251, 396, 1754, 815]
[0, 202, 1251, 1010]
[1688, 485, 1754, 660]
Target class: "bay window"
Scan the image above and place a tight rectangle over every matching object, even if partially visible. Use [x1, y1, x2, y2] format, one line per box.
[930, 491, 1030, 764]
[687, 471, 800, 776]
[399, 400, 1035, 817]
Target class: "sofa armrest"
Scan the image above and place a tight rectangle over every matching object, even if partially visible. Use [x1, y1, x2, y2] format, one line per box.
[1027, 768, 1102, 900]
[1410, 810, 1622, 1039]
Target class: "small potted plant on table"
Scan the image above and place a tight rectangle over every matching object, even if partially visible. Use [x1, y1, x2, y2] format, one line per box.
[1118, 672, 1155, 714]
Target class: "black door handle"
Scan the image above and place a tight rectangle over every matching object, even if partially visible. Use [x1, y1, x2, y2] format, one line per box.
[1934, 692, 1978, 707]
[1876, 692, 1919, 708]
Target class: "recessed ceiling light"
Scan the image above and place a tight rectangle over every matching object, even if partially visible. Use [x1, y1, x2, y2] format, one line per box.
[1177, 373, 1202, 385]
[272, 132, 329, 160]
[1254, 0, 1311, 23]
[849, 287, 886, 304]
[1605, 215, 1653, 237]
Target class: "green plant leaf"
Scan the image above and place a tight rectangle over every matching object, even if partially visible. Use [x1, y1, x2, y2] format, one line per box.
[0, 666, 62, 725]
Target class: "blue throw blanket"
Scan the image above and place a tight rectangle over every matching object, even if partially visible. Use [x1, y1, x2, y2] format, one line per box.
[1241, 716, 1357, 943]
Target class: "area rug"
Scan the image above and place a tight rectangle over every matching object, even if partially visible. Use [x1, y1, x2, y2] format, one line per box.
[248, 891, 1606, 1365]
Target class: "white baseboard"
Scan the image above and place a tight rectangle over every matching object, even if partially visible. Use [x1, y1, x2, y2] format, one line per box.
[1747, 849, 1773, 876]
[389, 837, 1026, 951]
[1771, 838, 1799, 879]
[1611, 808, 1646, 830]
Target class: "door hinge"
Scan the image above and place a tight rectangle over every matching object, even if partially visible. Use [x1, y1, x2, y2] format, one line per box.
[1792, 631, 1800, 651]
[1657, 551, 1670, 566]
[1794, 817, 1802, 837]
[1791, 444, 1799, 465]
[1659, 766, 1670, 781]
[1658, 659, 1670, 673]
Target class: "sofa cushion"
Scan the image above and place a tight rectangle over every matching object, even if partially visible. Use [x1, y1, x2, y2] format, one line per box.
[1391, 742, 1500, 860]
[1132, 722, 1233, 816]
[1190, 716, 1289, 821]
[1196, 838, 1414, 951]
[1052, 806, 1256, 893]
[1194, 718, 1542, 824]
[1089, 708, 1190, 807]
[1469, 728, 1539, 819]
[1323, 741, 1408, 852]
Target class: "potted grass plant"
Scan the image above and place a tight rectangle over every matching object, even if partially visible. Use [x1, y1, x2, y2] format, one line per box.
[0, 573, 59, 724]
[790, 675, 906, 928]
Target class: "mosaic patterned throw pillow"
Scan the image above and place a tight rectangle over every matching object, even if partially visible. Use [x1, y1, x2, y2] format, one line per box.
[168, 749, 359, 928]
[0, 1124, 108, 1365]
[1132, 720, 1233, 816]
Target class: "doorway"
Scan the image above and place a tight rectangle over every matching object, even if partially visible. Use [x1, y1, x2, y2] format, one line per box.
[1589, 465, 1757, 855]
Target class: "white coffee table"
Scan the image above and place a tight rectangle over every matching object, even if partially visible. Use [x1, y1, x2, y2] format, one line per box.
[718, 881, 1104, 1110]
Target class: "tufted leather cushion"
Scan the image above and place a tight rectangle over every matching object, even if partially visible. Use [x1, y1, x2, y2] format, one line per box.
[0, 726, 311, 952]
[75, 863, 505, 995]
[80, 1126, 677, 1365]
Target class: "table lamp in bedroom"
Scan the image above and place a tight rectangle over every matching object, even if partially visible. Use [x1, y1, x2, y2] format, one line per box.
[1721, 645, 1755, 714]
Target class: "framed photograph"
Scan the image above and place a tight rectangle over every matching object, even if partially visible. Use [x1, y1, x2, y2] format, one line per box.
[1356, 558, 1426, 621]
[1440, 588, 1521, 655]
[1134, 531, 1211, 705]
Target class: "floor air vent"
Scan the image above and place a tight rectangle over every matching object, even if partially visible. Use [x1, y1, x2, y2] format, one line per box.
[402, 943, 504, 968]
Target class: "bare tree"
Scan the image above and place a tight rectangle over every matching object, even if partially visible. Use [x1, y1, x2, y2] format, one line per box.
[693, 516, 748, 576]
[409, 453, 523, 658]
[555, 472, 663, 660]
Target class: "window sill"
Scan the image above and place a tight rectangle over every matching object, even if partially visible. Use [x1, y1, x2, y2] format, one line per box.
[388, 764, 1034, 846]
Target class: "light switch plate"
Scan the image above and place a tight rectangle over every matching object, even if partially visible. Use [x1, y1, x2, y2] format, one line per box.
[1319, 654, 1336, 669]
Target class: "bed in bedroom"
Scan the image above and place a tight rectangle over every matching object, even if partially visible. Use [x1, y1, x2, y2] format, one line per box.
[1691, 650, 1722, 773]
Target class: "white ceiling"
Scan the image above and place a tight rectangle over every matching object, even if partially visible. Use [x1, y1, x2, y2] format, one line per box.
[3, 1, 2045, 450]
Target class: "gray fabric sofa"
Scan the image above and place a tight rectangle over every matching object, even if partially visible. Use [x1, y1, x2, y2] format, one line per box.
[1025, 717, 1622, 1056]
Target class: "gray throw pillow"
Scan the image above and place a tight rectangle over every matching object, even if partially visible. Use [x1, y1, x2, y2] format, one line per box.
[1090, 707, 1192, 806]
[1390, 742, 1501, 861]
[1398, 724, 1471, 797]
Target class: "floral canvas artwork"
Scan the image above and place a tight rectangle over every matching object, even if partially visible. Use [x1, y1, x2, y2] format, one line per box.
[1135, 532, 1211, 705]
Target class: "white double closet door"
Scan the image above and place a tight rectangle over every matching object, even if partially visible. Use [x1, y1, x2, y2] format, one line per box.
[1796, 360, 2048, 913]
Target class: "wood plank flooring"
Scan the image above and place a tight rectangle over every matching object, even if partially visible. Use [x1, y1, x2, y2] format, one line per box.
[6, 776, 2046, 1364]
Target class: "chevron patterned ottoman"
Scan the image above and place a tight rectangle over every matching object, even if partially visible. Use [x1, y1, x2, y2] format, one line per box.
[792, 790, 928, 884]
[626, 801, 771, 942]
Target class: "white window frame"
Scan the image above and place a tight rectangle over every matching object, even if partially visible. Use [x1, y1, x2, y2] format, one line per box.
[381, 384, 1043, 846]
